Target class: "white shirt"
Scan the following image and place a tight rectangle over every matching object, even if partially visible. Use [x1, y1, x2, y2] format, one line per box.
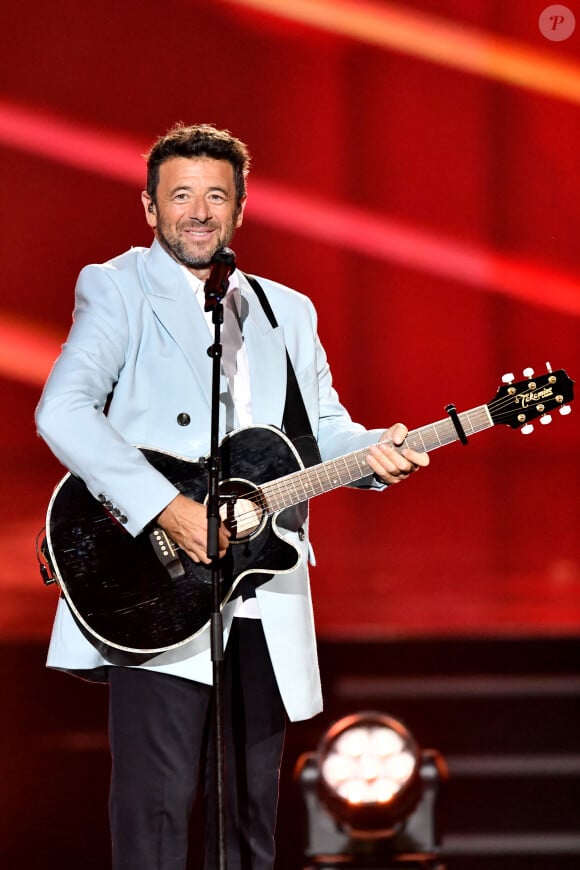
[182, 267, 252, 427]
[182, 266, 259, 618]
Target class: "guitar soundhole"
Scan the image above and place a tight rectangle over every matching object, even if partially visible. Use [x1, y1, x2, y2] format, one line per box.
[218, 479, 265, 543]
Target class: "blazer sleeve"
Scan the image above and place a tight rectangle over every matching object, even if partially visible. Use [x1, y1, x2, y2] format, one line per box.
[35, 264, 180, 536]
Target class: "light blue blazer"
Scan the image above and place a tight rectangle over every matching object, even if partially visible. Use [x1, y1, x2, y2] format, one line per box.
[36, 240, 385, 722]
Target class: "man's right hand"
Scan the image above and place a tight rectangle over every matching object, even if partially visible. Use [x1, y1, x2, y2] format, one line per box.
[156, 494, 231, 564]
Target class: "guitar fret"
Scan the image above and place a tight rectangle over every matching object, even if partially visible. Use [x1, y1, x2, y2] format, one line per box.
[285, 474, 308, 505]
[253, 489, 268, 511]
[261, 448, 372, 513]
[416, 423, 444, 452]
[353, 451, 366, 476]
[353, 450, 371, 480]
[309, 464, 326, 495]
[463, 406, 493, 432]
[318, 465, 332, 490]
[459, 412, 474, 434]
[259, 404, 496, 515]
[404, 430, 427, 454]
[402, 405, 493, 456]
[320, 460, 343, 489]
[302, 468, 322, 499]
[262, 480, 290, 512]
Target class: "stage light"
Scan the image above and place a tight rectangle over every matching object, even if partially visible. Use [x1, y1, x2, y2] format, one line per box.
[317, 712, 422, 834]
[295, 711, 447, 869]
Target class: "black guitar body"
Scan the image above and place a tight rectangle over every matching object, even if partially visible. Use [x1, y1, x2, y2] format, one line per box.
[45, 426, 305, 660]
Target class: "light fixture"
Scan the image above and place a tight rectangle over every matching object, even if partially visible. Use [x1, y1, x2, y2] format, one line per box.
[295, 711, 447, 868]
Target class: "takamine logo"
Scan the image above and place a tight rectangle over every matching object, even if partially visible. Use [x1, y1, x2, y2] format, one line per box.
[518, 386, 554, 408]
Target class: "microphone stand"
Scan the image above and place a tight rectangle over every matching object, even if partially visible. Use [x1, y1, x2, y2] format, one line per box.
[204, 247, 236, 870]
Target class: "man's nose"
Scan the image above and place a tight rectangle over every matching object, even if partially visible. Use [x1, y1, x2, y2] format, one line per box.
[188, 196, 211, 222]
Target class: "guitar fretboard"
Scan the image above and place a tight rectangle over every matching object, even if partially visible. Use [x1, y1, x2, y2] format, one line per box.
[260, 404, 493, 514]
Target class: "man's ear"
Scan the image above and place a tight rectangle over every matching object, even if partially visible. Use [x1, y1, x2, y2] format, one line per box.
[235, 195, 247, 229]
[141, 191, 157, 228]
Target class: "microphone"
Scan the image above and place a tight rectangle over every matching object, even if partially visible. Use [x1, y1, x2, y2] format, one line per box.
[203, 247, 237, 311]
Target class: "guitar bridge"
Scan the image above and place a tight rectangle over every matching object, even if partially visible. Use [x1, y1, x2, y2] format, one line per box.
[149, 528, 185, 578]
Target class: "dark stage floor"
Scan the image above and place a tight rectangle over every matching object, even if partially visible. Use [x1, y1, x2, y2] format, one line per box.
[2, 636, 579, 870]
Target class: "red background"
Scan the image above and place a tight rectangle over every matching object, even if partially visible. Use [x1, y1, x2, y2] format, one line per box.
[1, 0, 578, 642]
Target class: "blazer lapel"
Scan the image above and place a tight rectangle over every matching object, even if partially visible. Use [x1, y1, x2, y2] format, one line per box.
[239, 274, 288, 428]
[142, 240, 214, 414]
[142, 243, 287, 430]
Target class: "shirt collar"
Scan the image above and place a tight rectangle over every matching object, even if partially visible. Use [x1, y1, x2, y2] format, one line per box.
[180, 264, 240, 301]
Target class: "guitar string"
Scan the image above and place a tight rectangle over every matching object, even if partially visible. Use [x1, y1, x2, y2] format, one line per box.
[221, 388, 551, 529]
[165, 390, 550, 546]
[206, 405, 494, 533]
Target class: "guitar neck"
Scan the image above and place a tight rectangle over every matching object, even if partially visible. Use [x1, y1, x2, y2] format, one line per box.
[261, 404, 493, 513]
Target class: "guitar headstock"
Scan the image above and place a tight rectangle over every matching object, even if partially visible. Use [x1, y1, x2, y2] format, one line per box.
[488, 367, 574, 431]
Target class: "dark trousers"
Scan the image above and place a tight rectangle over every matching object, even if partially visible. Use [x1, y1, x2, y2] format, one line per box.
[108, 619, 287, 870]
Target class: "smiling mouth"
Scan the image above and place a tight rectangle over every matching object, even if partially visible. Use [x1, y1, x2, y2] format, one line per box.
[182, 222, 217, 234]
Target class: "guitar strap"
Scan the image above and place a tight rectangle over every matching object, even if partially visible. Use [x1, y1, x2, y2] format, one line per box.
[243, 273, 322, 468]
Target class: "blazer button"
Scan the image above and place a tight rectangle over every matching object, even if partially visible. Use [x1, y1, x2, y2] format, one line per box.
[177, 412, 191, 426]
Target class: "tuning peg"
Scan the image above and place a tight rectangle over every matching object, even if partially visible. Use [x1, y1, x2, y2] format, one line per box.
[545, 361, 553, 373]
[540, 414, 552, 425]
[502, 372, 515, 384]
[523, 366, 535, 378]
[521, 423, 534, 435]
[559, 405, 572, 416]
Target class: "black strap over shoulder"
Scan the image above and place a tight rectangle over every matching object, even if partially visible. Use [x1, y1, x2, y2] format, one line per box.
[243, 273, 322, 468]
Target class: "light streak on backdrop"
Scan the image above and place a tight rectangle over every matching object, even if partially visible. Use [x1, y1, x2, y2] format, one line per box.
[223, 0, 580, 106]
[0, 314, 64, 387]
[1, 99, 579, 386]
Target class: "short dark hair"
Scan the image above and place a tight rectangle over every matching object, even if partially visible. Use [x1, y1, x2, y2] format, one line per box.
[144, 123, 251, 205]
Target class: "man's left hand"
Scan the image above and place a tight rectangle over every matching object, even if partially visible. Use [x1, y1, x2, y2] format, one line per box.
[366, 423, 429, 485]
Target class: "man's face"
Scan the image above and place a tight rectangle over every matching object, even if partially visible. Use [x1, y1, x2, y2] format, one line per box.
[142, 156, 246, 278]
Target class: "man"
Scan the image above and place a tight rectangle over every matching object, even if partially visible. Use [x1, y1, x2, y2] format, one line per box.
[36, 124, 429, 870]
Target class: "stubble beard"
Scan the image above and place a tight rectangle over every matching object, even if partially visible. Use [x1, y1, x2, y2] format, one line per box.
[157, 218, 235, 271]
